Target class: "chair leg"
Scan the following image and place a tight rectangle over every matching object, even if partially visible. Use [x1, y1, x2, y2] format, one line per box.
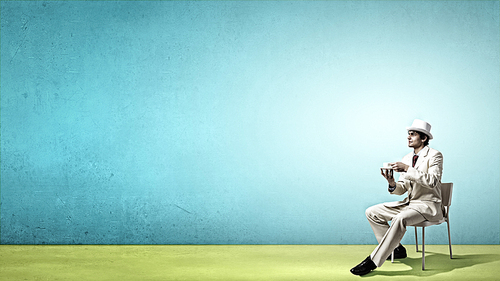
[422, 227, 425, 270]
[415, 226, 419, 252]
[391, 251, 394, 263]
[447, 220, 453, 259]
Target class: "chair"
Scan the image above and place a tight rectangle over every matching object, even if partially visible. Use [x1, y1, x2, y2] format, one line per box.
[391, 182, 453, 270]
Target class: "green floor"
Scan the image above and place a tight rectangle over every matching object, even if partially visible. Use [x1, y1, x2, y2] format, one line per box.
[0, 245, 499, 280]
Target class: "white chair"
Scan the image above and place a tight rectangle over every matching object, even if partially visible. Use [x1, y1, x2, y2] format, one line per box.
[391, 182, 453, 270]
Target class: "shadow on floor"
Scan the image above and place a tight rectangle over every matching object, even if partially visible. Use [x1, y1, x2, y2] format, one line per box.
[364, 252, 500, 277]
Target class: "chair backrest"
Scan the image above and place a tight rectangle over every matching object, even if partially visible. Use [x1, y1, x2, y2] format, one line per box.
[441, 183, 453, 207]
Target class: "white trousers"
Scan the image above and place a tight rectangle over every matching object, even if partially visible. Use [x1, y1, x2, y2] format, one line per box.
[365, 203, 426, 267]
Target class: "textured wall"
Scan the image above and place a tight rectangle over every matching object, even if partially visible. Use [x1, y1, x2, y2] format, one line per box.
[1, 1, 499, 244]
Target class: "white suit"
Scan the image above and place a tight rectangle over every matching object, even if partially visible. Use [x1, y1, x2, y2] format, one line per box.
[366, 146, 443, 266]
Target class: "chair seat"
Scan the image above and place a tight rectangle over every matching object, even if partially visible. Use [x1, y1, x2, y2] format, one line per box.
[412, 218, 446, 227]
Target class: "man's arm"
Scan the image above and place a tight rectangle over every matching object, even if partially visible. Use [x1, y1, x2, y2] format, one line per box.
[391, 151, 442, 189]
[381, 168, 407, 195]
[404, 151, 443, 188]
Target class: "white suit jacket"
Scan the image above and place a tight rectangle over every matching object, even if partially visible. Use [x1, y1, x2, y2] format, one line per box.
[384, 146, 444, 221]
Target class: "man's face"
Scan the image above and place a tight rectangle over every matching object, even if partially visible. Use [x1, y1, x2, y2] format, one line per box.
[407, 130, 425, 149]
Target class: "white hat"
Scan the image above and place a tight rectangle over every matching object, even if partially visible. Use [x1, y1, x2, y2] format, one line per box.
[406, 119, 433, 140]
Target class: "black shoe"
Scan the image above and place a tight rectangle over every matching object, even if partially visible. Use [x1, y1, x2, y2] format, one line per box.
[350, 256, 377, 276]
[387, 244, 407, 260]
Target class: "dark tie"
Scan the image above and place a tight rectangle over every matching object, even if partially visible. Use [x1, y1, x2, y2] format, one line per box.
[412, 155, 419, 167]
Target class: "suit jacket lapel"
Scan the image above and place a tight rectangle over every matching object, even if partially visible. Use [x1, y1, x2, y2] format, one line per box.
[414, 146, 429, 169]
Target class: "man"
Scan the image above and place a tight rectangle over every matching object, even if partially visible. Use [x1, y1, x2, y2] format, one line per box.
[350, 119, 443, 276]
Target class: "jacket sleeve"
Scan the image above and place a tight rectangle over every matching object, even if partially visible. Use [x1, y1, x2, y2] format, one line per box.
[401, 151, 443, 189]
[390, 179, 409, 195]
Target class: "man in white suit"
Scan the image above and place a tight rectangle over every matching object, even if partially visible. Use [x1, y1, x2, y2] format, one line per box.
[350, 119, 443, 276]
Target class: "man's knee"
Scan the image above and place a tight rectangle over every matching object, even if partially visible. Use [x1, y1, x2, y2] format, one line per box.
[365, 205, 379, 219]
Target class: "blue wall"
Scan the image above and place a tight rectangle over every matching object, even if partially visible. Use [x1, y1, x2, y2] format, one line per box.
[1, 1, 499, 244]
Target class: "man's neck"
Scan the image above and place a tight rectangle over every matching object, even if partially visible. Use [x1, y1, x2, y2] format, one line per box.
[413, 145, 425, 155]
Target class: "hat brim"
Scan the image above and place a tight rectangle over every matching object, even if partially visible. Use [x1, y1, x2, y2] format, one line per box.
[406, 127, 433, 139]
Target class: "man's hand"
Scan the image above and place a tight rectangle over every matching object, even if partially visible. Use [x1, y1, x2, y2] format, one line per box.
[391, 162, 409, 173]
[380, 168, 396, 187]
